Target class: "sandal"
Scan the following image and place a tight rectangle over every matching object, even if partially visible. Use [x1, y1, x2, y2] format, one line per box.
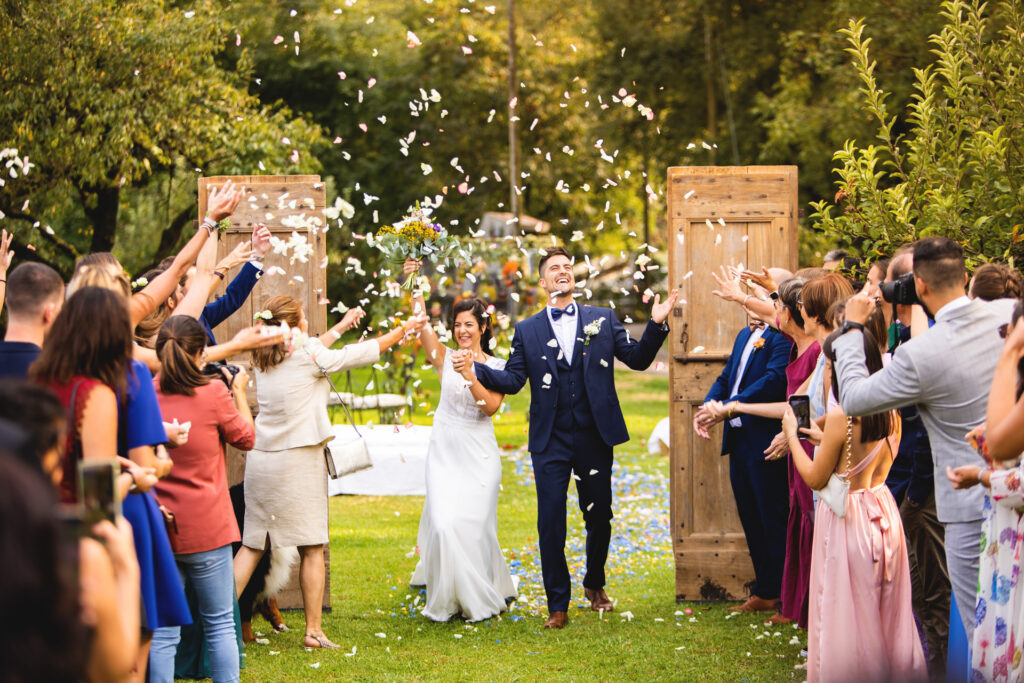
[304, 633, 340, 649]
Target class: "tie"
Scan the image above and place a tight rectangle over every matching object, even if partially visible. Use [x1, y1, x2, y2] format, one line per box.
[550, 303, 577, 320]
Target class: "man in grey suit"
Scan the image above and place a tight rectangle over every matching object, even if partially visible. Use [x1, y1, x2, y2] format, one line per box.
[832, 237, 1015, 640]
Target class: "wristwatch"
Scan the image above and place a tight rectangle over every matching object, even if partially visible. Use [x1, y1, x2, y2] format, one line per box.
[840, 320, 865, 335]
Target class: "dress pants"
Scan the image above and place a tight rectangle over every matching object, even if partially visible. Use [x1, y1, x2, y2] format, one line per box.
[943, 519, 982, 643]
[901, 493, 950, 674]
[531, 426, 613, 612]
[729, 447, 789, 600]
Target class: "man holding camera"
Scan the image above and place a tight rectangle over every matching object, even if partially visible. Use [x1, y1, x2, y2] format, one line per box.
[833, 237, 1014, 640]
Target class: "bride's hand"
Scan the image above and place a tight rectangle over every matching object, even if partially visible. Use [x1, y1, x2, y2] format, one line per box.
[403, 258, 422, 275]
[451, 350, 475, 379]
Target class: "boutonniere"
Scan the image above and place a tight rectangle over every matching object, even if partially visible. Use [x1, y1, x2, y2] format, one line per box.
[583, 318, 604, 346]
[752, 338, 766, 352]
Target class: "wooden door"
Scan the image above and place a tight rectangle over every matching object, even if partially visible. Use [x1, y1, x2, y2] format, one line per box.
[197, 175, 330, 611]
[666, 166, 798, 600]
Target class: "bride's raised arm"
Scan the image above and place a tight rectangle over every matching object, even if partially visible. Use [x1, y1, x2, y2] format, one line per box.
[406, 258, 447, 374]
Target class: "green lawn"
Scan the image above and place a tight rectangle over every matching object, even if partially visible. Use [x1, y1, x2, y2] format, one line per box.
[244, 367, 806, 681]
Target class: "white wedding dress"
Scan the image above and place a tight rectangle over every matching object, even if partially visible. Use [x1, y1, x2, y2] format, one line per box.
[410, 352, 518, 622]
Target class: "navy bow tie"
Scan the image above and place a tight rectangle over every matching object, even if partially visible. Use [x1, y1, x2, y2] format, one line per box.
[550, 303, 577, 320]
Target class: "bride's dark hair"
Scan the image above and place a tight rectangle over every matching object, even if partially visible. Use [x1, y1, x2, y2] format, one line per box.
[451, 298, 493, 351]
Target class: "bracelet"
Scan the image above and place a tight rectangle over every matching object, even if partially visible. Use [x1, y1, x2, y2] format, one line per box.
[126, 469, 138, 493]
[213, 269, 226, 280]
[742, 295, 751, 308]
[201, 216, 218, 233]
[326, 329, 341, 342]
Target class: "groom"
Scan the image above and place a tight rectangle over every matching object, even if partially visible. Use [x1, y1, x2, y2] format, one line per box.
[470, 246, 677, 629]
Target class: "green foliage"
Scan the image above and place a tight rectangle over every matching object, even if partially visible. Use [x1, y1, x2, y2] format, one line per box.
[0, 0, 325, 273]
[808, 0, 1024, 265]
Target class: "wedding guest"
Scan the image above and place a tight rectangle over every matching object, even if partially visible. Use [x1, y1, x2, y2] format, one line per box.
[693, 311, 791, 613]
[0, 262, 64, 378]
[406, 264, 517, 622]
[30, 286, 191, 681]
[783, 328, 926, 682]
[706, 277, 821, 626]
[149, 316, 255, 683]
[833, 236, 1015, 641]
[822, 248, 850, 271]
[947, 303, 1024, 679]
[969, 262, 1022, 301]
[232, 295, 426, 648]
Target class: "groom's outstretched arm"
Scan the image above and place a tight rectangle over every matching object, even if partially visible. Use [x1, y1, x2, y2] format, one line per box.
[475, 323, 528, 395]
[612, 314, 668, 371]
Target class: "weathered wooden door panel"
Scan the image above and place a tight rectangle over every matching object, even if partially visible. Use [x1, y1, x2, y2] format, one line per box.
[667, 166, 798, 601]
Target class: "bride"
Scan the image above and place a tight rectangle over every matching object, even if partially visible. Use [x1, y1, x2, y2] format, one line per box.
[406, 260, 518, 622]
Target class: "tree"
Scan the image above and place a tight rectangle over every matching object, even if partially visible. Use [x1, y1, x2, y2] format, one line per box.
[0, 0, 324, 274]
[808, 0, 1024, 264]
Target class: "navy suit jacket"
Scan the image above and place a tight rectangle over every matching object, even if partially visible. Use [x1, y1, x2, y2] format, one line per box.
[475, 305, 668, 453]
[704, 326, 791, 457]
[199, 262, 261, 344]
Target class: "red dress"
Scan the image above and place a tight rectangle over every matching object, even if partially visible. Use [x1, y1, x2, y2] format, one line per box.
[153, 380, 254, 554]
[780, 341, 820, 627]
[48, 377, 104, 503]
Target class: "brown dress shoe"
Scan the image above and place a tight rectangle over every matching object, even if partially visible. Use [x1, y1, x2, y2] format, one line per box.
[584, 588, 614, 612]
[728, 596, 780, 613]
[544, 611, 569, 629]
[766, 612, 795, 625]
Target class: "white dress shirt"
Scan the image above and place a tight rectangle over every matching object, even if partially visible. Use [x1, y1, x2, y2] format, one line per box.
[728, 326, 765, 427]
[546, 303, 579, 364]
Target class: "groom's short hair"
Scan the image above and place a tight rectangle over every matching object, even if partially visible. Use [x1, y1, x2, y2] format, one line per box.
[538, 246, 571, 274]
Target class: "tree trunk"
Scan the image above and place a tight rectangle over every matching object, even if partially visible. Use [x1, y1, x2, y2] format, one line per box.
[80, 183, 120, 254]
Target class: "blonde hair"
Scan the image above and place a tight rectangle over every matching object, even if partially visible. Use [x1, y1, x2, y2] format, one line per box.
[66, 263, 130, 300]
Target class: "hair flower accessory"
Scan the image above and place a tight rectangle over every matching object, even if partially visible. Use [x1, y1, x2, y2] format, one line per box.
[130, 276, 149, 290]
[254, 310, 273, 321]
[583, 318, 604, 346]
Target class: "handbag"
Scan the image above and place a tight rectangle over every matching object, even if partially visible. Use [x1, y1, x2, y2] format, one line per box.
[816, 417, 853, 518]
[159, 502, 180, 553]
[314, 359, 373, 479]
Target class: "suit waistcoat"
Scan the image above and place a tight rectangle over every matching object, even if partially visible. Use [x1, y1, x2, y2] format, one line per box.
[554, 330, 593, 431]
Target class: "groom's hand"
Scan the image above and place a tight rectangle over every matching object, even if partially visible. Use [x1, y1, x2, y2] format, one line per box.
[650, 289, 679, 324]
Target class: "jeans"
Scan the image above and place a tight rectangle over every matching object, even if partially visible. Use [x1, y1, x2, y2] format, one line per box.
[149, 545, 239, 683]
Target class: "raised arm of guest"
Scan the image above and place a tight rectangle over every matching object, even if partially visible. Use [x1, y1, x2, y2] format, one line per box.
[0, 229, 13, 318]
[713, 265, 775, 323]
[130, 181, 241, 326]
[172, 236, 253, 320]
[200, 225, 270, 337]
[984, 314, 1024, 461]
[405, 258, 447, 374]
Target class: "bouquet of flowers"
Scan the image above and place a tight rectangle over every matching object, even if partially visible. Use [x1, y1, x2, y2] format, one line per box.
[368, 205, 464, 290]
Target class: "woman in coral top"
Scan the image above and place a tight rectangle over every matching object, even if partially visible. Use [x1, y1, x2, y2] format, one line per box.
[148, 316, 255, 683]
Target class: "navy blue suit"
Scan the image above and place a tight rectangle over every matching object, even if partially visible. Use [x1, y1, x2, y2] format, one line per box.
[704, 326, 791, 600]
[475, 305, 668, 611]
[199, 262, 261, 344]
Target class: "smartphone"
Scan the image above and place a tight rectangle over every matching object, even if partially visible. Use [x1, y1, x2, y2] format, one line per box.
[788, 394, 811, 433]
[78, 459, 121, 527]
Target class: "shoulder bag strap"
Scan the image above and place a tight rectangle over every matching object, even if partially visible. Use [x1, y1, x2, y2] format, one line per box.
[309, 353, 362, 437]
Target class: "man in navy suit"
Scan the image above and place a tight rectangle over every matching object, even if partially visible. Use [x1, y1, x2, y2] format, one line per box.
[694, 318, 791, 612]
[467, 246, 677, 629]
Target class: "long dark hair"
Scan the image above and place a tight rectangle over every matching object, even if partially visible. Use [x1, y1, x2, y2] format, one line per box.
[30, 287, 132, 398]
[451, 298, 493, 352]
[156, 316, 210, 396]
[823, 328, 894, 443]
[0, 454, 88, 681]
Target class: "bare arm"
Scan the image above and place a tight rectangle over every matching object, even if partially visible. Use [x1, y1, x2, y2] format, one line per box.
[205, 325, 285, 363]
[784, 405, 845, 490]
[80, 386, 119, 461]
[985, 319, 1024, 461]
[317, 307, 366, 348]
[0, 229, 13, 318]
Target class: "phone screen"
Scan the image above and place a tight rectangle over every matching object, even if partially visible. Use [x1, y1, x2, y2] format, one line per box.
[78, 459, 121, 527]
[788, 394, 811, 433]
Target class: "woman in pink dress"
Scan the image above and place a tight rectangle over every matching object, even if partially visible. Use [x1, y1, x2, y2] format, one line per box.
[783, 327, 926, 683]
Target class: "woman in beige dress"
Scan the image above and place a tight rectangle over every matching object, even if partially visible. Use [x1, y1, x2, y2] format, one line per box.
[232, 295, 426, 648]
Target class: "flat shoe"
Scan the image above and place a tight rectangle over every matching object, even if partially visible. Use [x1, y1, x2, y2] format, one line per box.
[304, 633, 340, 649]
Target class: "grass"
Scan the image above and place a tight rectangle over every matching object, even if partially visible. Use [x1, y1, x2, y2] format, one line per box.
[243, 366, 807, 681]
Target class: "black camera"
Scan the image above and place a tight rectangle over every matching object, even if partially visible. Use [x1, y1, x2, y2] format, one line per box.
[880, 272, 920, 307]
[202, 360, 240, 389]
